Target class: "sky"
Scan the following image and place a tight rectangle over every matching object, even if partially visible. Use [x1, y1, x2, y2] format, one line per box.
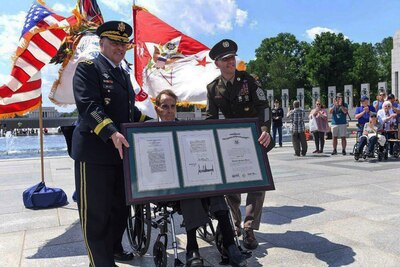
[1, 0, 400, 112]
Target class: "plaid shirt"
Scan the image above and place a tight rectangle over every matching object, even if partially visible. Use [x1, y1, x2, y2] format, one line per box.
[288, 108, 306, 133]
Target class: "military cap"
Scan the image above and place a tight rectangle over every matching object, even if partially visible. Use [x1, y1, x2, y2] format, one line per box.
[209, 39, 238, 60]
[96, 21, 132, 43]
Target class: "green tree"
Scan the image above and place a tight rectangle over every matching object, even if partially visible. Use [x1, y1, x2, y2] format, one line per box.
[247, 33, 309, 102]
[375, 37, 393, 89]
[305, 32, 354, 103]
[349, 42, 379, 102]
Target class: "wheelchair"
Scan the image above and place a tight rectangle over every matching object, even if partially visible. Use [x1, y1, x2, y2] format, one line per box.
[127, 199, 251, 267]
[353, 133, 388, 161]
[127, 202, 184, 267]
[354, 131, 388, 161]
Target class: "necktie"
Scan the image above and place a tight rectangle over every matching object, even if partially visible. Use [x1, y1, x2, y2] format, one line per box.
[226, 81, 233, 90]
[116, 67, 126, 83]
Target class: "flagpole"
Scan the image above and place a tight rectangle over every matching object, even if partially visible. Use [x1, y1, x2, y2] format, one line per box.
[38, 104, 45, 183]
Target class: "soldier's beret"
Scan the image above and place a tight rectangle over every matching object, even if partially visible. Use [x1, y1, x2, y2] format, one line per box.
[209, 39, 238, 60]
[96, 21, 132, 44]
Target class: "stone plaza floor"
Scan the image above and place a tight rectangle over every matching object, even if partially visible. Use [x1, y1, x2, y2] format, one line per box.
[1, 138, 400, 267]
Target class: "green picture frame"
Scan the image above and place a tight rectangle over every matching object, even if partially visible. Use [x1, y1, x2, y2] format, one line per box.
[121, 118, 274, 204]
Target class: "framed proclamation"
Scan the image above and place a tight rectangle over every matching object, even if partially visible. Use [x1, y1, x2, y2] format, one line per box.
[121, 118, 274, 204]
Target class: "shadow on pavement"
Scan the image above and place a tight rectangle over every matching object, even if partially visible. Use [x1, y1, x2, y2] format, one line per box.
[27, 220, 86, 259]
[262, 205, 325, 225]
[256, 231, 356, 267]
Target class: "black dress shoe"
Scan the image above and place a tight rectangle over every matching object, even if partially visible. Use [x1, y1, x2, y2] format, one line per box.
[186, 250, 204, 267]
[113, 251, 134, 261]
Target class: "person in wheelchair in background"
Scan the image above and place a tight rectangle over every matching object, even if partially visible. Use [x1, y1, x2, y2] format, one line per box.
[354, 113, 385, 159]
[154, 89, 247, 267]
[354, 96, 376, 138]
[377, 101, 398, 156]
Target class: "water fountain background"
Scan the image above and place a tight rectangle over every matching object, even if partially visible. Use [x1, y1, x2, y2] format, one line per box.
[0, 133, 67, 159]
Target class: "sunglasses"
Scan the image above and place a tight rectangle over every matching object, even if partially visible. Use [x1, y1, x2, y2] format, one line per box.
[316, 103, 321, 106]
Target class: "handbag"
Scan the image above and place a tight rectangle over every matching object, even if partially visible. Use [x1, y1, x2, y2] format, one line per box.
[309, 116, 318, 132]
[23, 182, 68, 209]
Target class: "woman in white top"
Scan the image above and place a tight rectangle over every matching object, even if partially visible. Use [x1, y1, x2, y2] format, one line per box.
[355, 113, 385, 157]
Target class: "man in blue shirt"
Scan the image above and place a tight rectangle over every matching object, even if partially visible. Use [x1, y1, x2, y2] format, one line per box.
[329, 93, 349, 155]
[354, 96, 376, 137]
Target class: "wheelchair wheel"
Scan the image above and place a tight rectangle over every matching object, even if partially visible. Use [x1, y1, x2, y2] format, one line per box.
[153, 236, 168, 267]
[197, 222, 216, 242]
[127, 204, 152, 256]
[354, 152, 359, 161]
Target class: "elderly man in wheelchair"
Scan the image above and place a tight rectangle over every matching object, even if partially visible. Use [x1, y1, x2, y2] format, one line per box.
[354, 112, 387, 160]
[128, 90, 250, 267]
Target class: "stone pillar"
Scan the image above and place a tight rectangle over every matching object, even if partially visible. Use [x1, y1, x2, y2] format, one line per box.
[361, 83, 370, 99]
[344, 85, 353, 109]
[194, 106, 202, 119]
[328, 86, 336, 107]
[281, 89, 289, 113]
[296, 88, 305, 108]
[266, 90, 274, 108]
[312, 87, 320, 107]
[392, 30, 400, 98]
[378, 82, 387, 94]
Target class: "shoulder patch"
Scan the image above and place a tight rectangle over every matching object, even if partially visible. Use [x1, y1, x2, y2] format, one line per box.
[256, 88, 266, 101]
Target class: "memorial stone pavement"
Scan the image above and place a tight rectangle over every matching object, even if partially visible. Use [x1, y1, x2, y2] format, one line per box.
[1, 136, 400, 266]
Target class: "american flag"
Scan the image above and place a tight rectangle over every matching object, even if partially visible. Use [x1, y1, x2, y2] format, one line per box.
[0, 2, 77, 118]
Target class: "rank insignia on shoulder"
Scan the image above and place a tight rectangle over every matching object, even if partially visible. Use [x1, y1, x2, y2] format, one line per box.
[104, 98, 111, 105]
[83, 60, 93, 65]
[256, 88, 267, 101]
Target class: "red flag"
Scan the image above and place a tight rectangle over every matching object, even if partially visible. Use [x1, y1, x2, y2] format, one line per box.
[133, 6, 219, 106]
[0, 2, 77, 118]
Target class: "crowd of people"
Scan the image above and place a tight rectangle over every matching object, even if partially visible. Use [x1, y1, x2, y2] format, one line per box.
[281, 89, 400, 158]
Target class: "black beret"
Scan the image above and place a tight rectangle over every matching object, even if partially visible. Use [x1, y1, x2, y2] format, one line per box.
[96, 21, 132, 43]
[209, 39, 238, 60]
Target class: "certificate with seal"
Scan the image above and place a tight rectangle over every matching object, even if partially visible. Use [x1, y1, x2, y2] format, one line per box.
[217, 128, 262, 183]
[121, 118, 274, 204]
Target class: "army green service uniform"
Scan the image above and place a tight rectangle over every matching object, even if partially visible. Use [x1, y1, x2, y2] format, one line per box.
[206, 70, 274, 231]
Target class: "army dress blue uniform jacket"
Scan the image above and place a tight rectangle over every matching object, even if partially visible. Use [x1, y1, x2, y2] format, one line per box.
[71, 54, 149, 164]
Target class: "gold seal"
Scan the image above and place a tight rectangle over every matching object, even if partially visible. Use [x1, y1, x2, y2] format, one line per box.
[222, 41, 229, 48]
[118, 22, 125, 32]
